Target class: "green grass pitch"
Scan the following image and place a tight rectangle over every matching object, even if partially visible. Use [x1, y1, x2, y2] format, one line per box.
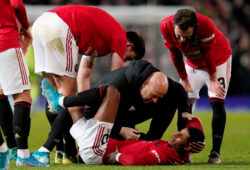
[9, 112, 250, 170]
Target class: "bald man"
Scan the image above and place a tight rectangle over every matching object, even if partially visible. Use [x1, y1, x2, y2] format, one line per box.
[40, 60, 169, 164]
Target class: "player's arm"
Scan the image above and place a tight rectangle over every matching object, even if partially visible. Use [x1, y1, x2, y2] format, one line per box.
[11, 0, 32, 54]
[110, 52, 124, 71]
[10, 0, 30, 29]
[107, 152, 159, 165]
[138, 112, 171, 141]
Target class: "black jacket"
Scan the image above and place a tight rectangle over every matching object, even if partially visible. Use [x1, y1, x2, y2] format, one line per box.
[84, 60, 189, 140]
[84, 60, 159, 135]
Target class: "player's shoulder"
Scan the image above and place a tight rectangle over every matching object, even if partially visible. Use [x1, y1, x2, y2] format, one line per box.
[161, 15, 174, 29]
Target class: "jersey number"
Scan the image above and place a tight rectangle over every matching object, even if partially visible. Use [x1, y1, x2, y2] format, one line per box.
[218, 77, 225, 89]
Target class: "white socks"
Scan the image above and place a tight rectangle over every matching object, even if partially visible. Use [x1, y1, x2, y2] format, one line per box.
[38, 146, 50, 153]
[17, 149, 30, 159]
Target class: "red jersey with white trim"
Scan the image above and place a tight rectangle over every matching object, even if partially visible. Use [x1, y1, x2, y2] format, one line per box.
[0, 0, 30, 52]
[160, 13, 231, 79]
[103, 118, 203, 165]
[49, 5, 126, 61]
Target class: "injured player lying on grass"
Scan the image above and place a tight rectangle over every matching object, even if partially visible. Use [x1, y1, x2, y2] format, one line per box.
[104, 114, 205, 165]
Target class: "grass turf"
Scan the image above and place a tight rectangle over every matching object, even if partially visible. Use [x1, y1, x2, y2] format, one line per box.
[9, 112, 250, 169]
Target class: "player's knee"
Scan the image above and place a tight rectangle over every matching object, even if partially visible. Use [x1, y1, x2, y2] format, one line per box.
[13, 90, 32, 103]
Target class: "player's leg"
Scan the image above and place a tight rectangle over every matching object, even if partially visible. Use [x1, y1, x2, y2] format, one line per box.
[207, 56, 232, 164]
[44, 102, 76, 164]
[0, 90, 11, 169]
[32, 12, 79, 165]
[70, 86, 120, 164]
[62, 121, 78, 164]
[45, 102, 64, 163]
[0, 94, 17, 160]
[0, 48, 48, 167]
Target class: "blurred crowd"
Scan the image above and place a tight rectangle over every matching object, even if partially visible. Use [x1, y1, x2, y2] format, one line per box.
[23, 0, 250, 95]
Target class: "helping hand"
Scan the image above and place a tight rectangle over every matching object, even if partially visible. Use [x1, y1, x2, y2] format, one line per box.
[209, 80, 225, 98]
[120, 127, 141, 140]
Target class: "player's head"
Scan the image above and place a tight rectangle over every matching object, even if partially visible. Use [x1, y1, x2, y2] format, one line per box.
[174, 9, 197, 43]
[125, 31, 145, 61]
[168, 127, 204, 152]
[140, 72, 168, 104]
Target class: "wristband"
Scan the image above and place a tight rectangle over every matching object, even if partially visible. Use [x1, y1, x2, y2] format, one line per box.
[115, 153, 122, 162]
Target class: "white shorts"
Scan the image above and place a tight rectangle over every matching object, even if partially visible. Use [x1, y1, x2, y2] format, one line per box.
[70, 118, 113, 164]
[186, 56, 232, 99]
[32, 12, 79, 78]
[0, 48, 30, 95]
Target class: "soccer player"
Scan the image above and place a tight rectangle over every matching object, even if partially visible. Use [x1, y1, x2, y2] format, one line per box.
[42, 60, 204, 165]
[105, 115, 204, 165]
[160, 8, 232, 163]
[31, 5, 145, 164]
[0, 0, 48, 167]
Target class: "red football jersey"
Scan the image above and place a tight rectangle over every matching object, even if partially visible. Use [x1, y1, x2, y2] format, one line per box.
[160, 13, 231, 79]
[0, 0, 30, 52]
[103, 118, 203, 165]
[49, 5, 127, 61]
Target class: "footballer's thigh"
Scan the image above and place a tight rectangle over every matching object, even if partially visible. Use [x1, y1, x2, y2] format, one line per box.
[70, 117, 113, 164]
[207, 56, 232, 99]
[185, 64, 207, 100]
[0, 48, 30, 96]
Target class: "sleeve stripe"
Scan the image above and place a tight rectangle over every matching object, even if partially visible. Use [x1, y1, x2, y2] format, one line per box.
[201, 33, 215, 42]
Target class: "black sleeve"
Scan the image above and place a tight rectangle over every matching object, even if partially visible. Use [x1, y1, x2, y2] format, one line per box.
[169, 78, 190, 113]
[63, 85, 108, 108]
[138, 102, 177, 141]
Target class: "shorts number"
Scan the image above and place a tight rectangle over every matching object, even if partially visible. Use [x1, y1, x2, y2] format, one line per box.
[218, 77, 225, 89]
[101, 134, 109, 145]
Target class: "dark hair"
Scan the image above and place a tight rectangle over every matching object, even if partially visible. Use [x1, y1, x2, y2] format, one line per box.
[174, 9, 197, 31]
[187, 127, 205, 143]
[126, 31, 145, 60]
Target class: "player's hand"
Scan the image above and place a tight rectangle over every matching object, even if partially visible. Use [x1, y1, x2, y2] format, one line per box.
[120, 127, 141, 140]
[106, 152, 118, 164]
[181, 78, 193, 92]
[209, 80, 225, 98]
[19, 27, 33, 55]
[189, 141, 205, 153]
[106, 147, 120, 165]
[181, 112, 196, 121]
